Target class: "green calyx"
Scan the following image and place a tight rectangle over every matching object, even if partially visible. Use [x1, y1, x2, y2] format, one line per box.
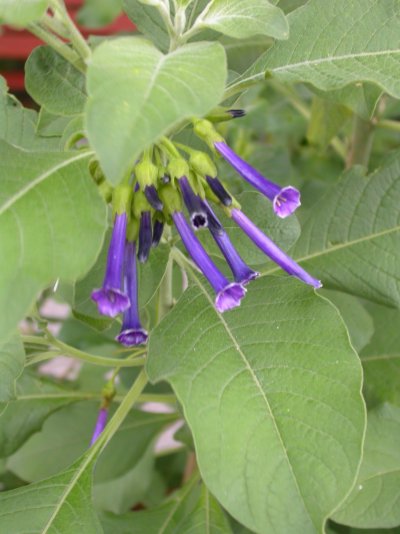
[168, 158, 190, 181]
[159, 183, 183, 215]
[132, 190, 152, 219]
[193, 119, 224, 149]
[112, 184, 133, 216]
[127, 217, 140, 242]
[189, 151, 217, 179]
[135, 158, 159, 189]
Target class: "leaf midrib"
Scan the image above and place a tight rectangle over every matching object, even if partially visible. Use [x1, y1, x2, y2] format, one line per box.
[0, 150, 93, 216]
[189, 271, 313, 526]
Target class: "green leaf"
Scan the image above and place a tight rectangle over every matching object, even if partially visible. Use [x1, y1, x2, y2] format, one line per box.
[360, 303, 400, 407]
[147, 277, 365, 533]
[282, 155, 400, 307]
[321, 290, 374, 353]
[229, 0, 400, 99]
[8, 401, 177, 483]
[0, 0, 48, 26]
[77, 0, 123, 28]
[25, 47, 87, 116]
[0, 142, 107, 343]
[101, 478, 229, 534]
[85, 38, 227, 184]
[195, 0, 289, 40]
[123, 0, 170, 51]
[0, 451, 102, 533]
[333, 403, 400, 529]
[0, 373, 94, 457]
[307, 97, 350, 149]
[0, 333, 25, 404]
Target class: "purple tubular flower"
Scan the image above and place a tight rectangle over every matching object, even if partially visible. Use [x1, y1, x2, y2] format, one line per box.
[152, 219, 164, 247]
[205, 176, 232, 206]
[203, 201, 258, 285]
[90, 407, 108, 445]
[231, 208, 322, 289]
[117, 241, 148, 346]
[172, 211, 245, 312]
[144, 184, 163, 211]
[137, 211, 152, 263]
[178, 177, 208, 230]
[215, 142, 301, 218]
[91, 212, 130, 317]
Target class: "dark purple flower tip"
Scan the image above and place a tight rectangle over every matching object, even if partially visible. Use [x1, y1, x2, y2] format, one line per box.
[91, 288, 130, 317]
[206, 176, 232, 206]
[90, 407, 108, 445]
[191, 211, 208, 230]
[273, 186, 301, 219]
[228, 109, 246, 118]
[138, 211, 152, 263]
[144, 185, 163, 211]
[215, 282, 246, 312]
[116, 328, 148, 347]
[152, 219, 164, 247]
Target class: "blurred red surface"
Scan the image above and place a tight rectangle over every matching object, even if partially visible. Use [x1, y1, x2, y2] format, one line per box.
[0, 0, 134, 91]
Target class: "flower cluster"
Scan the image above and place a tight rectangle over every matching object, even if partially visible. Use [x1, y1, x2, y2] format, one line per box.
[91, 114, 321, 347]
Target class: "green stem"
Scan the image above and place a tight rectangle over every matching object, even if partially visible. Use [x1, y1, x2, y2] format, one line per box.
[376, 119, 400, 132]
[27, 23, 85, 72]
[49, 0, 91, 61]
[93, 369, 148, 452]
[25, 351, 61, 366]
[44, 330, 146, 367]
[22, 335, 50, 347]
[346, 115, 374, 169]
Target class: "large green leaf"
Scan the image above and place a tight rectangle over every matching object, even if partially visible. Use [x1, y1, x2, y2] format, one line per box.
[0, 373, 96, 457]
[0, 0, 48, 26]
[147, 277, 365, 533]
[0, 142, 107, 343]
[25, 47, 87, 116]
[273, 155, 400, 307]
[0, 452, 102, 534]
[361, 303, 400, 406]
[101, 478, 231, 534]
[123, 0, 170, 52]
[333, 404, 400, 529]
[85, 38, 227, 184]
[194, 0, 289, 41]
[0, 333, 25, 404]
[228, 0, 400, 99]
[8, 401, 177, 483]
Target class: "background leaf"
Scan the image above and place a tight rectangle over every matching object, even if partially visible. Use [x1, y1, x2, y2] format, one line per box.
[0, 333, 25, 404]
[85, 38, 227, 184]
[147, 277, 365, 533]
[229, 0, 400, 98]
[0, 142, 107, 344]
[333, 403, 400, 529]
[196, 0, 289, 41]
[0, 0, 48, 26]
[25, 47, 87, 116]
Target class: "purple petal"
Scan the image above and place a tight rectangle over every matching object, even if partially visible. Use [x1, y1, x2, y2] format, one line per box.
[91, 288, 130, 317]
[90, 407, 108, 445]
[152, 219, 164, 247]
[144, 185, 163, 211]
[232, 208, 322, 289]
[178, 177, 208, 230]
[138, 211, 152, 263]
[215, 142, 301, 217]
[215, 283, 246, 312]
[273, 186, 301, 219]
[205, 176, 232, 206]
[116, 328, 148, 347]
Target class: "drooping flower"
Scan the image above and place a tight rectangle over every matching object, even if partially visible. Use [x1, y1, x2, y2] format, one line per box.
[178, 176, 208, 230]
[152, 218, 164, 247]
[90, 407, 108, 445]
[91, 212, 130, 317]
[231, 208, 322, 288]
[203, 201, 258, 285]
[205, 176, 232, 206]
[144, 184, 163, 211]
[172, 210, 245, 312]
[137, 211, 152, 263]
[215, 141, 301, 218]
[117, 241, 148, 346]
